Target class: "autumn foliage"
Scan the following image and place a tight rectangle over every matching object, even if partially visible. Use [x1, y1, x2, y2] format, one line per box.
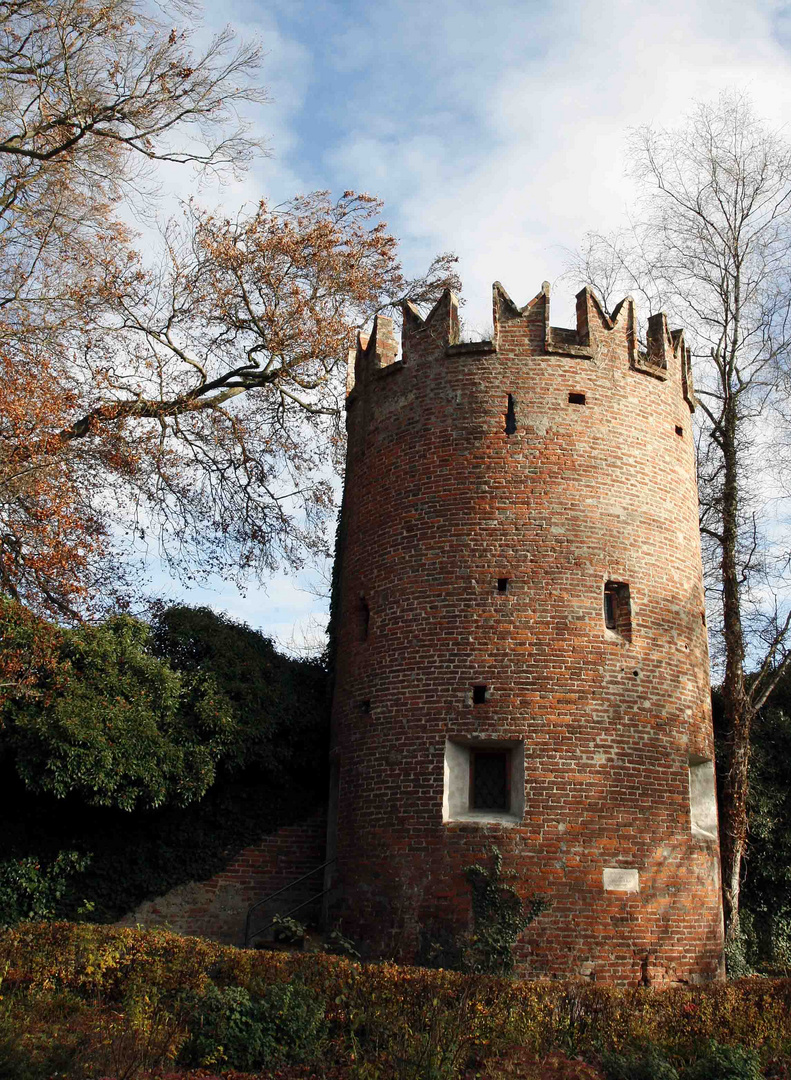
[0, 0, 459, 618]
[1, 922, 791, 1078]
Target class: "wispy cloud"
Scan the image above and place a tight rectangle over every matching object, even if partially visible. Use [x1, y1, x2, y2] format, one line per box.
[315, 0, 791, 324]
[145, 0, 791, 640]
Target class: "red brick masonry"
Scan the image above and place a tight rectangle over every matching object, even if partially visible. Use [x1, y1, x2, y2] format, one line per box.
[328, 281, 724, 985]
[117, 810, 327, 947]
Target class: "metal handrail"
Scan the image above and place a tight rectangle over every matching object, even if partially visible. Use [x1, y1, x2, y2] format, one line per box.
[246, 886, 334, 946]
[243, 856, 336, 948]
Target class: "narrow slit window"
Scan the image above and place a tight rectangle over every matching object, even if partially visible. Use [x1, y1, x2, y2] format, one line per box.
[569, 392, 586, 405]
[505, 394, 517, 435]
[675, 424, 684, 437]
[359, 699, 371, 714]
[497, 577, 509, 593]
[604, 588, 617, 629]
[472, 684, 488, 705]
[359, 597, 370, 641]
[470, 749, 511, 811]
[604, 581, 632, 641]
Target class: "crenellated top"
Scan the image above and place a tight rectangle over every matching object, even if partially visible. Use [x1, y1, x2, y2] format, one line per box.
[346, 314, 400, 395]
[346, 279, 695, 410]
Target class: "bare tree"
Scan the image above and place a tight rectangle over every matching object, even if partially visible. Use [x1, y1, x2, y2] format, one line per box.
[567, 92, 791, 944]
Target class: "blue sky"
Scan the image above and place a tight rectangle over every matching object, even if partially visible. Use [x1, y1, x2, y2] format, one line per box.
[150, 0, 791, 651]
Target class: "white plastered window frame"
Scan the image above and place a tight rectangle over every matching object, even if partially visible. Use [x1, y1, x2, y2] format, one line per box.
[688, 755, 718, 840]
[442, 737, 525, 825]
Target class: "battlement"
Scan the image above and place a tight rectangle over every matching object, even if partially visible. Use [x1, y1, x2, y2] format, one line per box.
[346, 279, 695, 410]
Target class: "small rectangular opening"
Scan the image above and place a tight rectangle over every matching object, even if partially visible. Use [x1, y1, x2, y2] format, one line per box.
[472, 684, 488, 705]
[443, 738, 524, 823]
[359, 597, 370, 641]
[470, 749, 511, 811]
[497, 577, 509, 593]
[505, 394, 517, 435]
[568, 392, 586, 405]
[675, 425, 684, 437]
[604, 589, 616, 629]
[689, 757, 718, 839]
[359, 699, 371, 714]
[604, 581, 632, 641]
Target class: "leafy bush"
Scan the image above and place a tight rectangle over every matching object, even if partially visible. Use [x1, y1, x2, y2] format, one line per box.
[179, 980, 327, 1069]
[5, 614, 235, 811]
[0, 602, 330, 921]
[149, 604, 329, 784]
[682, 1040, 763, 1080]
[0, 759, 322, 922]
[601, 1048, 679, 1080]
[0, 853, 89, 928]
[324, 927, 361, 960]
[271, 914, 306, 944]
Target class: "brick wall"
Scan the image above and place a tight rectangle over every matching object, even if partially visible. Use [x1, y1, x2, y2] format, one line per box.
[328, 280, 724, 985]
[117, 809, 327, 947]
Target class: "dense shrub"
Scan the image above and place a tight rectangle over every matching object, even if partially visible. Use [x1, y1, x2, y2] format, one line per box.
[3, 611, 236, 811]
[0, 852, 88, 927]
[0, 603, 330, 921]
[0, 759, 321, 922]
[683, 1040, 763, 1080]
[1, 924, 790, 1079]
[149, 604, 328, 784]
[601, 1047, 680, 1079]
[180, 981, 327, 1069]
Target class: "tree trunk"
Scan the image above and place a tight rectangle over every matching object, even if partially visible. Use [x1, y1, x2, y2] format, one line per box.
[717, 391, 751, 942]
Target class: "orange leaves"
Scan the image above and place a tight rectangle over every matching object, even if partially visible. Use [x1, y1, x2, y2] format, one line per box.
[0, 3, 459, 616]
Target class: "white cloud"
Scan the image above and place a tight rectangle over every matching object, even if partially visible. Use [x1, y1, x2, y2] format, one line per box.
[322, 0, 791, 327]
[140, 0, 791, 644]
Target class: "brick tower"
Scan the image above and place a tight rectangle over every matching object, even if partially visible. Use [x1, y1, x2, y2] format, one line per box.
[326, 280, 724, 985]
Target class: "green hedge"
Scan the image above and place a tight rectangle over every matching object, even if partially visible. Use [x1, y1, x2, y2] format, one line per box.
[1, 923, 790, 1079]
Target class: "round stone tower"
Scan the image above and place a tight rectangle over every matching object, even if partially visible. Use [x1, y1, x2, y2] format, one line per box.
[326, 280, 724, 985]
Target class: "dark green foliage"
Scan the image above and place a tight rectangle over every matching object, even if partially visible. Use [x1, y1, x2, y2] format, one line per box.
[0, 852, 89, 928]
[416, 924, 465, 972]
[715, 674, 791, 969]
[602, 1042, 763, 1080]
[0, 603, 329, 921]
[4, 612, 235, 810]
[601, 1047, 679, 1080]
[464, 845, 549, 975]
[682, 1040, 763, 1080]
[323, 928, 361, 960]
[741, 680, 791, 968]
[179, 981, 327, 1069]
[0, 759, 321, 921]
[271, 914, 306, 944]
[149, 604, 328, 786]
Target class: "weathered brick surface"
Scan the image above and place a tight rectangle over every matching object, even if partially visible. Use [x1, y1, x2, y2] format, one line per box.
[328, 281, 724, 985]
[117, 809, 327, 946]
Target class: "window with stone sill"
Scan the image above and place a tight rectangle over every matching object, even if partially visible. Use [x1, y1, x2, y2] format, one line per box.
[443, 738, 524, 824]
